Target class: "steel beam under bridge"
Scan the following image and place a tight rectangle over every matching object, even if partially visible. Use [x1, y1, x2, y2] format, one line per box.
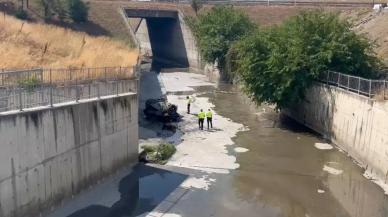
[124, 9, 178, 19]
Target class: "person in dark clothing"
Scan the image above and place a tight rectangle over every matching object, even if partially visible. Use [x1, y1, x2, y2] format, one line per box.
[198, 109, 205, 130]
[186, 96, 193, 114]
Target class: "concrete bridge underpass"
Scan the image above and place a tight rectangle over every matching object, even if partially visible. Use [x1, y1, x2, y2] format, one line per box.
[123, 8, 200, 71]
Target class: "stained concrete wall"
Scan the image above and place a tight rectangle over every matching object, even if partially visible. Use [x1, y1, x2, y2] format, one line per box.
[0, 93, 138, 217]
[177, 12, 201, 69]
[134, 18, 152, 56]
[287, 83, 388, 184]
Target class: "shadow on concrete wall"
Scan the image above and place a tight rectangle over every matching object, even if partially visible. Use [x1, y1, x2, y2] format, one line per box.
[146, 18, 189, 71]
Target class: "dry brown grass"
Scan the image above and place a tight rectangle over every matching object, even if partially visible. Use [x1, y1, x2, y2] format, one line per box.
[0, 14, 138, 69]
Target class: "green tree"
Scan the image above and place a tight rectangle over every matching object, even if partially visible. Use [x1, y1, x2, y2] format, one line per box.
[190, 0, 202, 16]
[52, 0, 67, 21]
[192, 6, 255, 70]
[233, 10, 381, 109]
[35, 0, 66, 21]
[36, 0, 51, 20]
[67, 0, 88, 23]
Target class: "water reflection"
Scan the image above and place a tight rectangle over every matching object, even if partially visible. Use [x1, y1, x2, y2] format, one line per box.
[67, 164, 187, 217]
[207, 84, 388, 217]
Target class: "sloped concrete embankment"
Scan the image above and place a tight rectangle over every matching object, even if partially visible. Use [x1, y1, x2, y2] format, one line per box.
[0, 93, 138, 217]
[286, 83, 388, 191]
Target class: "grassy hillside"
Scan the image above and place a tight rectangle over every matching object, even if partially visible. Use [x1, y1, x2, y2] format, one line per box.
[343, 9, 388, 64]
[0, 14, 138, 69]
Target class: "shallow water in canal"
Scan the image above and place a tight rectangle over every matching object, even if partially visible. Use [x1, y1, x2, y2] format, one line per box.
[199, 83, 388, 217]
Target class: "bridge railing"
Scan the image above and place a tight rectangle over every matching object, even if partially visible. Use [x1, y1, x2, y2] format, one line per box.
[317, 70, 388, 100]
[0, 66, 139, 113]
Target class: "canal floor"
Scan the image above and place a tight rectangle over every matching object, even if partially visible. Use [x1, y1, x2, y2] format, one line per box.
[46, 71, 388, 217]
[198, 83, 388, 217]
[152, 79, 388, 217]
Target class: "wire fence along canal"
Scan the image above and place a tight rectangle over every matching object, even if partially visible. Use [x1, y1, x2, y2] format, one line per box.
[318, 70, 388, 100]
[0, 66, 139, 113]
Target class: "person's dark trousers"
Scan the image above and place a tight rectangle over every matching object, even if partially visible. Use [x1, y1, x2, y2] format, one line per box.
[187, 104, 191, 114]
[198, 118, 204, 130]
[207, 117, 212, 129]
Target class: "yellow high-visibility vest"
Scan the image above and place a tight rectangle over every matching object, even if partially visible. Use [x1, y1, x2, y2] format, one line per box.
[187, 97, 193, 104]
[198, 112, 206, 119]
[206, 111, 212, 118]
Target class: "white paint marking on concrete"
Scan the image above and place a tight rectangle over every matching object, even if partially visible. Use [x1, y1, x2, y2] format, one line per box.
[323, 165, 343, 175]
[234, 147, 249, 153]
[314, 143, 334, 150]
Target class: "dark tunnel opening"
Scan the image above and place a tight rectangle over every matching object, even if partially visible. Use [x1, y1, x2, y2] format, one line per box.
[125, 9, 190, 71]
[146, 18, 189, 71]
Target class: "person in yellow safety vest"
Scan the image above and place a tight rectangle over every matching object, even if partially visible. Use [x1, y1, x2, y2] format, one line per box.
[206, 109, 213, 130]
[198, 109, 206, 130]
[186, 96, 193, 114]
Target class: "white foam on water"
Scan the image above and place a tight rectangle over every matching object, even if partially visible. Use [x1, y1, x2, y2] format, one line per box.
[181, 176, 216, 191]
[323, 165, 343, 175]
[317, 189, 325, 194]
[314, 143, 334, 150]
[234, 147, 249, 153]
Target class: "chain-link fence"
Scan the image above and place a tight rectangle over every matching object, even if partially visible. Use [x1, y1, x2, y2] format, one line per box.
[0, 66, 139, 113]
[318, 70, 388, 100]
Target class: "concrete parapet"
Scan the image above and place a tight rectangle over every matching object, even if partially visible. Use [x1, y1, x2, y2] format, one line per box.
[0, 93, 139, 217]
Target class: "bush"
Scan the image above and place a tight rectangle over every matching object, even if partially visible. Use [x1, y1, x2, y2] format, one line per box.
[67, 0, 88, 23]
[15, 8, 28, 20]
[141, 143, 176, 164]
[17, 76, 42, 90]
[190, 0, 202, 16]
[157, 143, 176, 161]
[233, 10, 381, 109]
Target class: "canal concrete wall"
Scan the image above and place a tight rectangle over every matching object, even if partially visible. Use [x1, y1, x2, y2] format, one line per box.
[0, 93, 138, 217]
[287, 83, 388, 185]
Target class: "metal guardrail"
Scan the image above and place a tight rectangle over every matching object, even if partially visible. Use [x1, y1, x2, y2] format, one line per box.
[141, 0, 373, 7]
[0, 66, 139, 113]
[318, 70, 388, 100]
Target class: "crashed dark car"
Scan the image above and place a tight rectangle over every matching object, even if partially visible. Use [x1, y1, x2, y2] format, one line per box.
[143, 98, 180, 122]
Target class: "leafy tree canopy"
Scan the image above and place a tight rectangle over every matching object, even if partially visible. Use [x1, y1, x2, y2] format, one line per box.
[68, 0, 88, 23]
[191, 6, 255, 68]
[232, 10, 381, 109]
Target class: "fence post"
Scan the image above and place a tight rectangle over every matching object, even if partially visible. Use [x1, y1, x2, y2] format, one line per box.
[19, 88, 23, 111]
[369, 80, 372, 98]
[50, 69, 53, 107]
[358, 77, 360, 94]
[76, 74, 79, 102]
[97, 82, 100, 99]
[384, 80, 386, 100]
[326, 71, 329, 85]
[347, 75, 350, 91]
[116, 79, 119, 96]
[104, 67, 107, 81]
[337, 72, 340, 87]
[88, 68, 91, 98]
